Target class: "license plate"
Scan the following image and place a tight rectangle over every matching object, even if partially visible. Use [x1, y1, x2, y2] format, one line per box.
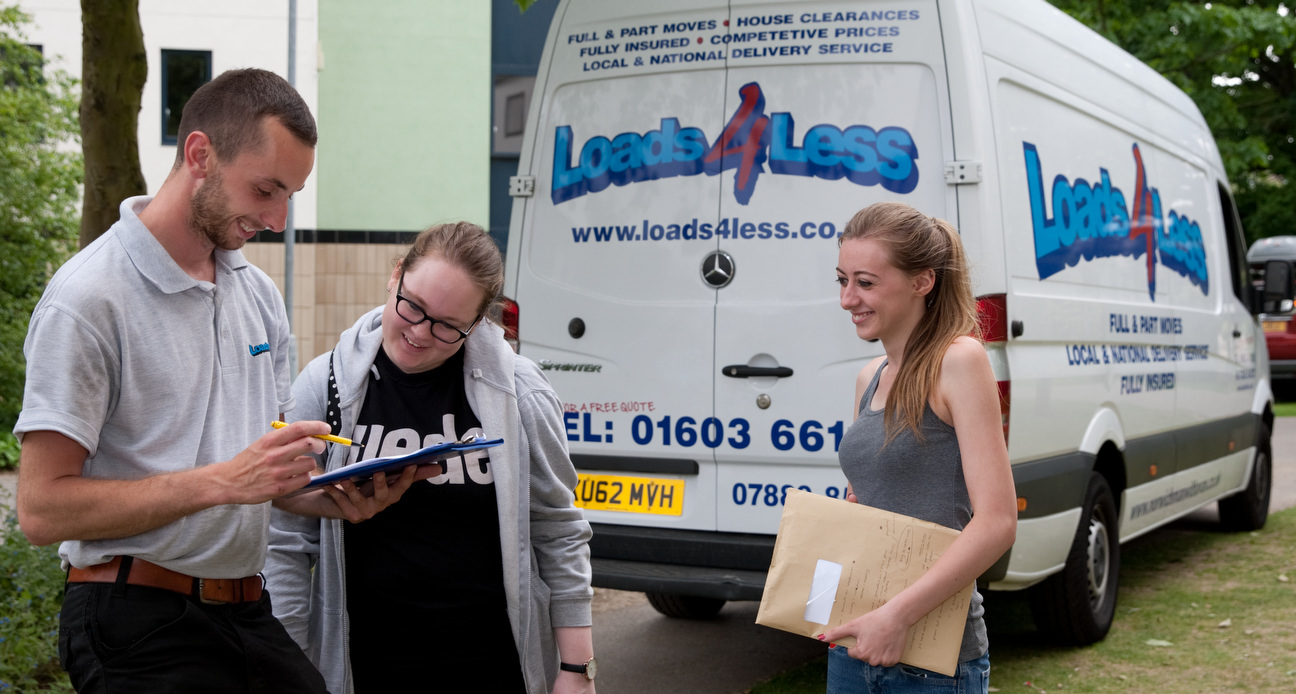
[1263, 321, 1287, 334]
[574, 473, 684, 516]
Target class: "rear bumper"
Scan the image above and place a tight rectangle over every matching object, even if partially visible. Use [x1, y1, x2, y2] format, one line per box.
[1270, 359, 1296, 379]
[588, 523, 774, 600]
[587, 515, 1012, 599]
[591, 558, 768, 600]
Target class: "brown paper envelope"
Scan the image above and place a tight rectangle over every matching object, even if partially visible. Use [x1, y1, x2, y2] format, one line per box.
[755, 488, 973, 677]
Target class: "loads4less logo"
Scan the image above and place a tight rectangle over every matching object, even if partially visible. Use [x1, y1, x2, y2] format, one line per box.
[1025, 142, 1209, 300]
[551, 82, 919, 205]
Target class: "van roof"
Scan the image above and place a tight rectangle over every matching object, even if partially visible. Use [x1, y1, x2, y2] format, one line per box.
[1247, 236, 1296, 261]
[978, 0, 1220, 174]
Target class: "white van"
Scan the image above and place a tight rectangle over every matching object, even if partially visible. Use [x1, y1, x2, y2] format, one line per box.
[502, 0, 1292, 645]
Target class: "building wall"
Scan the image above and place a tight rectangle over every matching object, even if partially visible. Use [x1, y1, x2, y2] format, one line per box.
[18, 0, 493, 372]
[21, 0, 330, 366]
[268, 0, 494, 364]
[489, 0, 559, 249]
[242, 241, 401, 364]
[18, 0, 321, 231]
[316, 0, 491, 231]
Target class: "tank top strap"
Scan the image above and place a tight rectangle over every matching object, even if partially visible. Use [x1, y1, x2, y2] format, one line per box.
[859, 359, 888, 415]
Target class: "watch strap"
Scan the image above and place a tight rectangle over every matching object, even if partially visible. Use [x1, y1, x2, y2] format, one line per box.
[560, 657, 596, 680]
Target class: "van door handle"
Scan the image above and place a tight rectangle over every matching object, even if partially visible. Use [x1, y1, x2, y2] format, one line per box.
[722, 365, 793, 378]
[1233, 329, 1242, 338]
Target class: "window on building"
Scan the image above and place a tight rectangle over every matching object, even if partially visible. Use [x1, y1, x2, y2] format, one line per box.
[161, 49, 212, 145]
[492, 76, 534, 155]
[1, 43, 43, 88]
[504, 92, 526, 136]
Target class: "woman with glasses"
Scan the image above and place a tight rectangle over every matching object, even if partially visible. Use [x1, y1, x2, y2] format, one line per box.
[265, 222, 597, 694]
[819, 202, 1016, 693]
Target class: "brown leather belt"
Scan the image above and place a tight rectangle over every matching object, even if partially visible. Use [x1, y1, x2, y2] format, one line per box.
[67, 556, 264, 604]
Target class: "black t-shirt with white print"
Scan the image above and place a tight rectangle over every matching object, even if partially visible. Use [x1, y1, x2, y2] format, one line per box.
[343, 346, 524, 692]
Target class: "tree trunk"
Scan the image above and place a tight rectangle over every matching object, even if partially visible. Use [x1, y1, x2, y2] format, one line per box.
[79, 0, 147, 249]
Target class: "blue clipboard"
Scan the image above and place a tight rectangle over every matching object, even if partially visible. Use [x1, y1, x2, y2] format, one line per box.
[297, 437, 503, 491]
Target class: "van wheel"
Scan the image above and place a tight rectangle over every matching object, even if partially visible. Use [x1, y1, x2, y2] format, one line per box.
[645, 592, 725, 619]
[1218, 422, 1271, 531]
[1028, 474, 1120, 645]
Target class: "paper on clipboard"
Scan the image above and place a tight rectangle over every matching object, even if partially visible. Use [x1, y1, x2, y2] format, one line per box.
[756, 488, 972, 677]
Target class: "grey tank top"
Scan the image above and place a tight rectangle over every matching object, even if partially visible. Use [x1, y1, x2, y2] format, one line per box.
[837, 360, 988, 663]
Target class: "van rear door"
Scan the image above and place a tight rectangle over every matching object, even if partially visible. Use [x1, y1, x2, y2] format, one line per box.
[510, 0, 956, 537]
[512, 0, 731, 532]
[712, 3, 957, 533]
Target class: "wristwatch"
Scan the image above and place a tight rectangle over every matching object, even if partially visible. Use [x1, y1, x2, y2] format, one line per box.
[560, 656, 597, 680]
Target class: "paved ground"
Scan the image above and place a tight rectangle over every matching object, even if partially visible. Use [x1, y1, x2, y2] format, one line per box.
[0, 469, 12, 508]
[589, 590, 824, 694]
[1267, 414, 1296, 510]
[2, 416, 1294, 693]
[594, 416, 1296, 694]
[593, 415, 1296, 690]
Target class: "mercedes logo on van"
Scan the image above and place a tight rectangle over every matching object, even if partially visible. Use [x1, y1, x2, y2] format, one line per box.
[701, 250, 735, 288]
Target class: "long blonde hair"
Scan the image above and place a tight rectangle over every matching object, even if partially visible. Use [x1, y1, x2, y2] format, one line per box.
[841, 202, 979, 444]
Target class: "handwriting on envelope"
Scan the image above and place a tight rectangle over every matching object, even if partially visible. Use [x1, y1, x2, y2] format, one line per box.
[757, 489, 972, 677]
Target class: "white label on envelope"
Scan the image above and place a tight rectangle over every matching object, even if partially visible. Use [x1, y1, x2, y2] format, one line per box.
[804, 559, 842, 625]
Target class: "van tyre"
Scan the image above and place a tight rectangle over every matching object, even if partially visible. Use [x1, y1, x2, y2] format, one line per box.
[1218, 422, 1271, 532]
[645, 592, 725, 619]
[1028, 474, 1120, 646]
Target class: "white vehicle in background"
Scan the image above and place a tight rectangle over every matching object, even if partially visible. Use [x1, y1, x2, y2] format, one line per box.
[501, 0, 1294, 644]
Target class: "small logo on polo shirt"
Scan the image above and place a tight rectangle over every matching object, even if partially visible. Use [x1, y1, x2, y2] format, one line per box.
[248, 342, 270, 357]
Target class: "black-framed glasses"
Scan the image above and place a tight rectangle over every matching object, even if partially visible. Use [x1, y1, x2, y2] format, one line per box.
[394, 273, 481, 344]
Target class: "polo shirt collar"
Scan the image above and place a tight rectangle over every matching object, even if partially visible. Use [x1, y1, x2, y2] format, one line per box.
[117, 195, 250, 294]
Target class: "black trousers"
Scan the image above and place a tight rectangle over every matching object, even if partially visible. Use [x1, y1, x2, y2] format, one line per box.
[59, 581, 329, 694]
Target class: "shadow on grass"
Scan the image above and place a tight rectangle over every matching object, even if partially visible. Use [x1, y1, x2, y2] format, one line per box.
[986, 507, 1247, 647]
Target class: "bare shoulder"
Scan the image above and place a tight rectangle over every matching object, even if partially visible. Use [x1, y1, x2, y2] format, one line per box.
[933, 337, 996, 421]
[940, 336, 992, 372]
[855, 355, 887, 390]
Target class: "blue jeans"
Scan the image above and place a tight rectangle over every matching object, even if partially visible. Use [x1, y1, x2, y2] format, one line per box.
[827, 645, 990, 694]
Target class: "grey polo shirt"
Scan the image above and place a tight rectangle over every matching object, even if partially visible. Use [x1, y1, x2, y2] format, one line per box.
[15, 196, 295, 578]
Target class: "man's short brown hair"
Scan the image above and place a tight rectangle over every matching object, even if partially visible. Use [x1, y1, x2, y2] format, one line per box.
[172, 67, 317, 168]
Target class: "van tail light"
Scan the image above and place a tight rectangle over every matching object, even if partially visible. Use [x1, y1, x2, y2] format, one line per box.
[995, 380, 1011, 444]
[500, 296, 520, 352]
[975, 293, 1008, 342]
[975, 293, 1011, 444]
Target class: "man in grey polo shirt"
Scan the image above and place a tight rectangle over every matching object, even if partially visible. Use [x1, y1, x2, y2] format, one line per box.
[14, 68, 371, 693]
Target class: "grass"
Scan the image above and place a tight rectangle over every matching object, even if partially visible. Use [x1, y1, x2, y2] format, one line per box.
[1273, 401, 1296, 418]
[748, 507, 1296, 693]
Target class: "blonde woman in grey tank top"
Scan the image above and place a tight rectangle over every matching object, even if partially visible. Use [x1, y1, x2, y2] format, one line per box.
[819, 202, 1017, 694]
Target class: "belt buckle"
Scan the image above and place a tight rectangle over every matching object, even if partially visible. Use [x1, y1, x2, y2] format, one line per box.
[197, 577, 239, 604]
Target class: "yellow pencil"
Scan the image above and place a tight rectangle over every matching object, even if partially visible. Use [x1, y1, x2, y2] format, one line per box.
[271, 420, 356, 446]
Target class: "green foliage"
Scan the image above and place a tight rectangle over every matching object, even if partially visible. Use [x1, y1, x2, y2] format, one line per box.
[0, 5, 82, 435]
[0, 503, 73, 692]
[1046, 1, 1296, 244]
[0, 433, 17, 472]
